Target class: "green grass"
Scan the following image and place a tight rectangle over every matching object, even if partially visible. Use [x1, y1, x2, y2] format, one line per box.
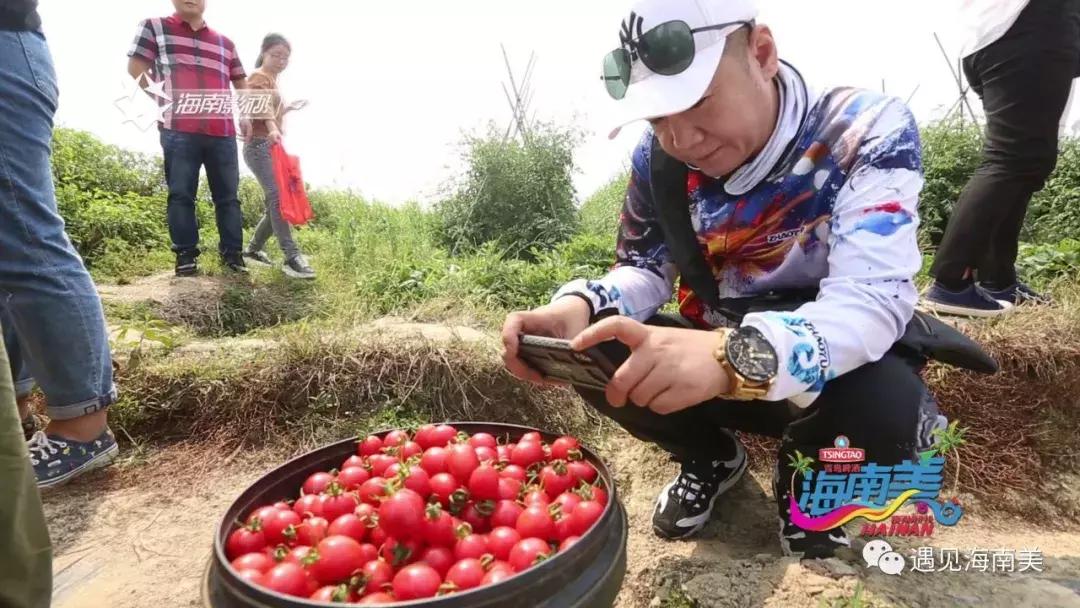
[660, 588, 698, 608]
[579, 171, 628, 238]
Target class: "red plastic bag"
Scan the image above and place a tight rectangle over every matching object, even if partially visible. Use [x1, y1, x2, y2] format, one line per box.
[270, 142, 314, 226]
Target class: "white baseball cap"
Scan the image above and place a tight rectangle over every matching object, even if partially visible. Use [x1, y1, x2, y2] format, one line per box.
[603, 0, 759, 139]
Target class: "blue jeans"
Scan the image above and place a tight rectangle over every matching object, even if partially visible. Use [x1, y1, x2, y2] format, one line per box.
[160, 128, 245, 255]
[0, 30, 116, 420]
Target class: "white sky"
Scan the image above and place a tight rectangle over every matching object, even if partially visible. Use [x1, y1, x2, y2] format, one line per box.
[38, 0, 1080, 205]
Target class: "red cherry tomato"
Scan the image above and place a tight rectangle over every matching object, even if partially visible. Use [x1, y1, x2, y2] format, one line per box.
[357, 435, 383, 457]
[487, 526, 522, 561]
[445, 557, 485, 591]
[392, 563, 442, 600]
[508, 537, 552, 572]
[231, 552, 274, 574]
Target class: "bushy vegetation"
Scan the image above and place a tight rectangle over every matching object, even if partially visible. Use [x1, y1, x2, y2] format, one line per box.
[917, 119, 1080, 248]
[578, 172, 627, 238]
[435, 123, 581, 261]
[50, 117, 1080, 323]
[52, 128, 275, 282]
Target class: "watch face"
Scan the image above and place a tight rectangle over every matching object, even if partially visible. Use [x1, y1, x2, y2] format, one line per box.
[726, 327, 778, 383]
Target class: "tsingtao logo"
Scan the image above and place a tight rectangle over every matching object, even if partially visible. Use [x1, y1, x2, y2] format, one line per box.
[819, 435, 865, 464]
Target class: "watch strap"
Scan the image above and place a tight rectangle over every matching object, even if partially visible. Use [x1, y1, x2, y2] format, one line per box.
[713, 328, 773, 401]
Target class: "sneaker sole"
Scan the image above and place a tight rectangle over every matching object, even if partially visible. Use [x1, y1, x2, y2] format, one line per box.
[38, 443, 119, 490]
[282, 266, 316, 280]
[919, 299, 1013, 318]
[653, 446, 749, 540]
[779, 517, 851, 559]
[175, 267, 198, 277]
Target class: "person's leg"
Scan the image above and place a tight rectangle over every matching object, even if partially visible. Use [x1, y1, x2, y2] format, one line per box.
[159, 128, 203, 270]
[1, 306, 37, 435]
[0, 30, 118, 488]
[772, 351, 941, 558]
[241, 142, 274, 257]
[977, 3, 1080, 295]
[0, 320, 52, 608]
[242, 139, 300, 260]
[930, 0, 1080, 294]
[203, 134, 246, 260]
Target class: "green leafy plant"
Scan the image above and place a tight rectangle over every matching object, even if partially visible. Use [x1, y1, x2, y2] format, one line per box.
[1016, 238, 1080, 287]
[927, 420, 969, 492]
[435, 121, 582, 261]
[1026, 137, 1080, 243]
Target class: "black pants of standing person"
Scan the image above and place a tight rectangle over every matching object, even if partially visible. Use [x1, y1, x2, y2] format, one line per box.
[931, 0, 1080, 288]
[573, 314, 944, 524]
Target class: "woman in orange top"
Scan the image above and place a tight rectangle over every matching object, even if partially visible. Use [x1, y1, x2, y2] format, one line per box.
[241, 33, 315, 279]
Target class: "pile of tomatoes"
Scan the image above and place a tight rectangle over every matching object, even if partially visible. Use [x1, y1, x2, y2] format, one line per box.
[224, 425, 609, 604]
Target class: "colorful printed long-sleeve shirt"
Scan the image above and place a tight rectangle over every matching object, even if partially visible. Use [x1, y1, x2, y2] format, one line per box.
[555, 63, 923, 408]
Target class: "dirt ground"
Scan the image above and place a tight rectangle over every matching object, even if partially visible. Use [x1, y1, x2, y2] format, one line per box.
[42, 431, 1080, 608]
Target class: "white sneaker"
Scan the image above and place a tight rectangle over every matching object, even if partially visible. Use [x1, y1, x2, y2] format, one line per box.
[283, 255, 316, 280]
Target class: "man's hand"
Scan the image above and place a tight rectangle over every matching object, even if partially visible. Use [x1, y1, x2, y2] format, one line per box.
[501, 297, 592, 385]
[571, 317, 730, 414]
[268, 126, 282, 144]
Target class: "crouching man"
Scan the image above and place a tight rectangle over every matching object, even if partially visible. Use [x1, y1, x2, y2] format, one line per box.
[502, 0, 955, 558]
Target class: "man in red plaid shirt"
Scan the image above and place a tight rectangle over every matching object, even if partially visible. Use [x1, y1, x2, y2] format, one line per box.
[127, 0, 251, 276]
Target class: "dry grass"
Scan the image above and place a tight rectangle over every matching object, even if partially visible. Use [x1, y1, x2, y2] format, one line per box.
[110, 323, 594, 452]
[925, 287, 1080, 517]
[109, 286, 1080, 519]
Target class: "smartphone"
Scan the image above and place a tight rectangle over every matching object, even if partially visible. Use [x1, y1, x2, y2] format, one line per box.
[517, 334, 617, 391]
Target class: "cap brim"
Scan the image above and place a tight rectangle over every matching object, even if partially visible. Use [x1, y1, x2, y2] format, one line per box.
[606, 39, 727, 140]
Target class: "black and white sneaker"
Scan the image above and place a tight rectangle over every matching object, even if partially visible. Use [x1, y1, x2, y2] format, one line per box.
[652, 441, 747, 540]
[283, 255, 316, 280]
[175, 251, 198, 277]
[243, 250, 274, 268]
[779, 517, 851, 559]
[222, 252, 249, 274]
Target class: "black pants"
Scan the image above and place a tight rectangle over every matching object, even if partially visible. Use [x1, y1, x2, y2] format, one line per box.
[575, 315, 942, 519]
[931, 0, 1080, 286]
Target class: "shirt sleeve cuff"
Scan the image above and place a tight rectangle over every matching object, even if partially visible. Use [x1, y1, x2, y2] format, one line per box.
[552, 279, 601, 316]
[742, 311, 832, 407]
[127, 49, 155, 62]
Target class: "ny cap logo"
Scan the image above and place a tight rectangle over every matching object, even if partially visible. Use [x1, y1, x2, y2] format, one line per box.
[619, 11, 646, 61]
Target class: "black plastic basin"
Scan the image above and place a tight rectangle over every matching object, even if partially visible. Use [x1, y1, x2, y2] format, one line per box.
[202, 422, 627, 607]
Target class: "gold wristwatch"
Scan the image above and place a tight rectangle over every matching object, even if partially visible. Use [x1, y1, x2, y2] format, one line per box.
[713, 326, 778, 400]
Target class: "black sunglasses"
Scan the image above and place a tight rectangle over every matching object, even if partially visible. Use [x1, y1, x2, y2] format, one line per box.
[602, 20, 753, 100]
